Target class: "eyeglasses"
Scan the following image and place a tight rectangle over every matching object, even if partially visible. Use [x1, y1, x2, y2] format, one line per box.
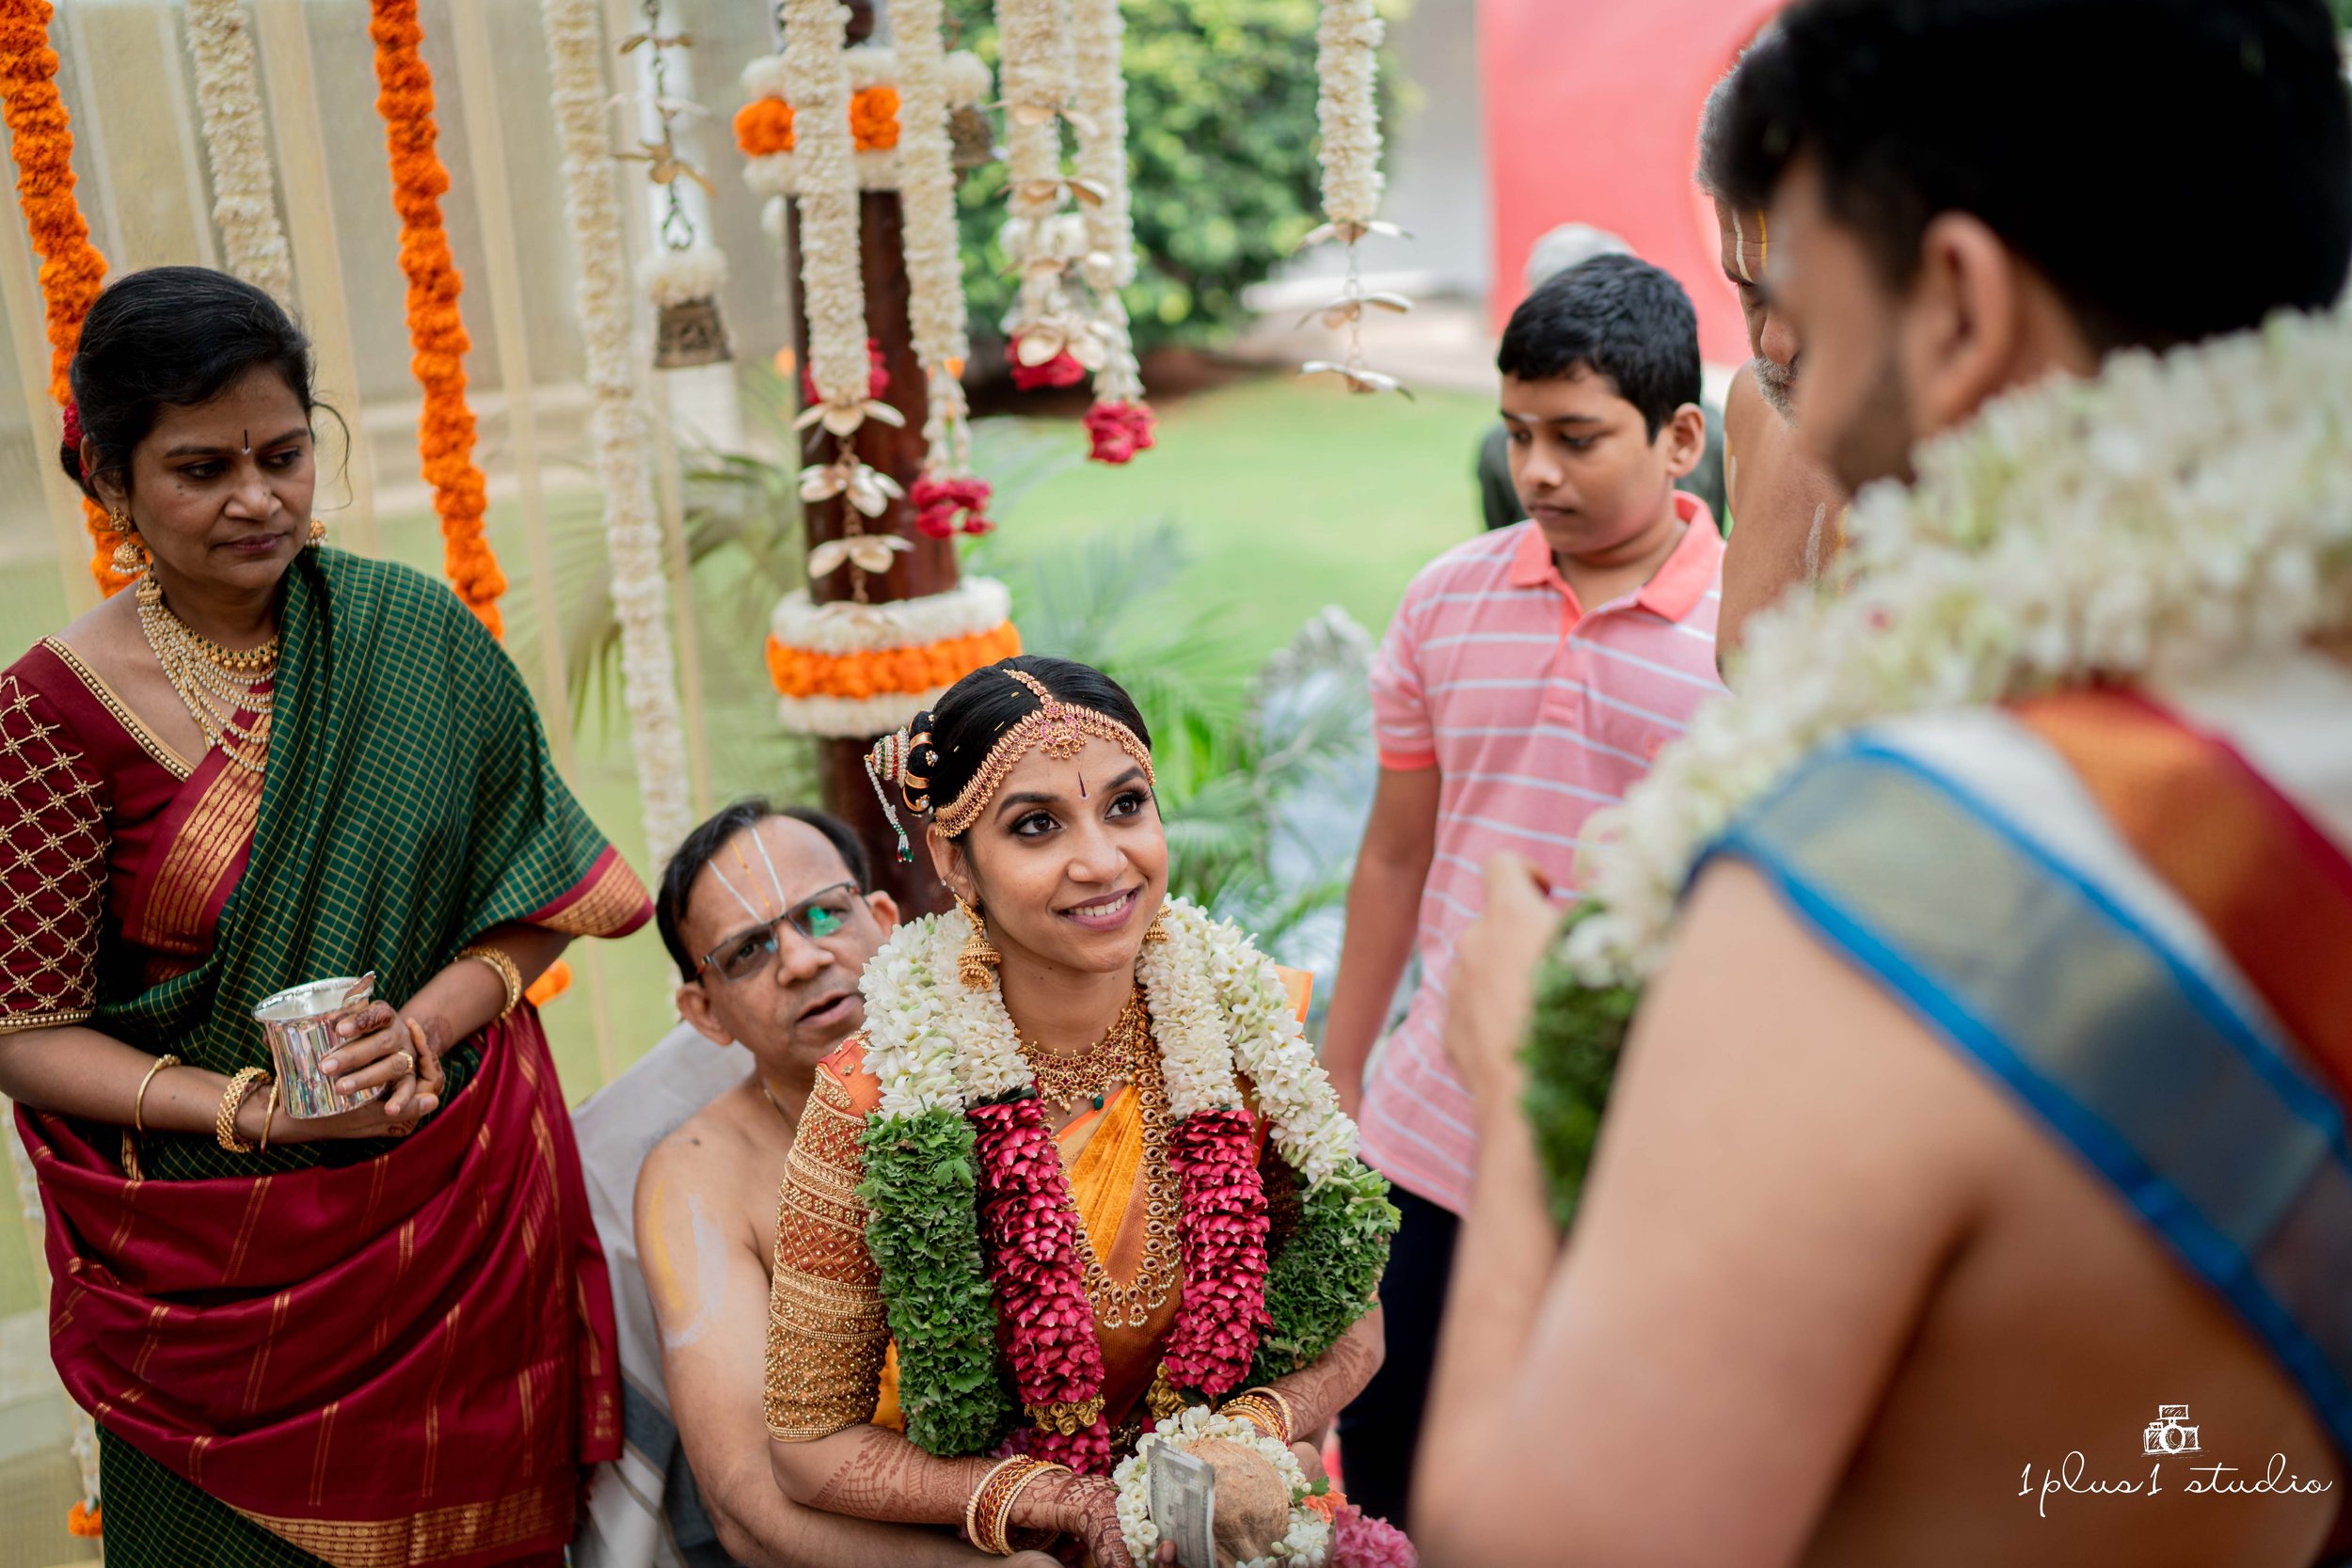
[697, 881, 864, 984]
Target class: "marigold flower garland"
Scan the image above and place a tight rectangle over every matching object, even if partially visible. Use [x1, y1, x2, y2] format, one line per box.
[369, 0, 504, 634]
[540, 0, 694, 862]
[0, 0, 119, 594]
[857, 897, 1396, 1465]
[185, 0, 294, 305]
[1526, 306, 2352, 1222]
[767, 577, 1020, 736]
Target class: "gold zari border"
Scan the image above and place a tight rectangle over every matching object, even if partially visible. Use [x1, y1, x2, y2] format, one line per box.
[235, 1474, 569, 1568]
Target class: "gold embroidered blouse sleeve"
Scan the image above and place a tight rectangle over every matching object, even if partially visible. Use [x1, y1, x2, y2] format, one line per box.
[764, 1058, 889, 1441]
[0, 673, 109, 1033]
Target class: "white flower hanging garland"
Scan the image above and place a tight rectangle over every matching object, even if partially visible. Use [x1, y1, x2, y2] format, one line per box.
[1299, 0, 1411, 398]
[891, 0, 980, 475]
[996, 0, 1106, 373]
[1113, 1406, 1332, 1568]
[1562, 307, 2352, 992]
[540, 0, 694, 862]
[1069, 0, 1143, 408]
[185, 0, 294, 305]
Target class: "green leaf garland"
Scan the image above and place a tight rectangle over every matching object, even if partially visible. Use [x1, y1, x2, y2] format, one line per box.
[1247, 1161, 1397, 1386]
[1520, 905, 1643, 1229]
[857, 1108, 1019, 1455]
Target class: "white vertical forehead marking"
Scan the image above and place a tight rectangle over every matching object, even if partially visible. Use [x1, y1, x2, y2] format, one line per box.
[1733, 217, 1752, 285]
[706, 858, 764, 924]
[749, 827, 791, 910]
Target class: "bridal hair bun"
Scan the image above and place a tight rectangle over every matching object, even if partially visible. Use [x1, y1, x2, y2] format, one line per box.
[863, 718, 942, 863]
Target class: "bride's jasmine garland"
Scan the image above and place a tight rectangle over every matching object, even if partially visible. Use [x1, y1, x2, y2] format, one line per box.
[1115, 1406, 1331, 1566]
[858, 897, 1397, 1466]
[1526, 307, 2352, 1220]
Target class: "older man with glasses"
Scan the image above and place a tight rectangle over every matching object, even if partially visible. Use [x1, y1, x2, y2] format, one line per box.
[574, 800, 1051, 1567]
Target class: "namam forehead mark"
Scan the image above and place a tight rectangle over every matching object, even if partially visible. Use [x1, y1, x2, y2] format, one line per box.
[1721, 206, 1769, 287]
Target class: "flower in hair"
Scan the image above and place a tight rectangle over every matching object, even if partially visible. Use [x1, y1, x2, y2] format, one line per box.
[60, 402, 82, 451]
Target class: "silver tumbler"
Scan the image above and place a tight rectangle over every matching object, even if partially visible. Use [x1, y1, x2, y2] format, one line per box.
[253, 976, 385, 1119]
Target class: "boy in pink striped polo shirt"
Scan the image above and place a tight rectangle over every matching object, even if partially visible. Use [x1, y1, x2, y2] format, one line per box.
[1326, 254, 1727, 1526]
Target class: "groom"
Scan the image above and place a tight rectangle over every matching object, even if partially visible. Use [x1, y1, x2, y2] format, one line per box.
[1414, 2, 2352, 1564]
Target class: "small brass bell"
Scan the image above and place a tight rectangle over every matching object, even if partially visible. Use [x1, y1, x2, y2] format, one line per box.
[654, 295, 733, 369]
[949, 104, 996, 169]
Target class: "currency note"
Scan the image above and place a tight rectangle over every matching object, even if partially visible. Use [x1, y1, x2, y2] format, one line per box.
[1149, 1447, 1217, 1568]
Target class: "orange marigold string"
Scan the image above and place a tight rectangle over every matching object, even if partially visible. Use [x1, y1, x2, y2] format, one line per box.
[368, 0, 504, 636]
[734, 97, 794, 156]
[0, 0, 124, 595]
[848, 86, 900, 152]
[765, 620, 1020, 702]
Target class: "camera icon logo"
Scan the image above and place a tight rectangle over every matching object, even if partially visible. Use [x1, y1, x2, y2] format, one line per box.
[2144, 1404, 2201, 1456]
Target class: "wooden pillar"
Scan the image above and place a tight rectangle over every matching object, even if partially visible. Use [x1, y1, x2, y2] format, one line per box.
[787, 1, 955, 915]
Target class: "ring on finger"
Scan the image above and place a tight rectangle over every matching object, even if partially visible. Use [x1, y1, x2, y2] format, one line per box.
[390, 1050, 414, 1078]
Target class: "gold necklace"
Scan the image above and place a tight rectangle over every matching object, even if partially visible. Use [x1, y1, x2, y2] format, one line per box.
[1017, 990, 1149, 1112]
[1077, 1016, 1181, 1329]
[135, 575, 279, 775]
[759, 1077, 801, 1134]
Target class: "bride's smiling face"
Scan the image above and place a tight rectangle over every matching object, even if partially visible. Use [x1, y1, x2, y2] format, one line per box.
[931, 735, 1168, 977]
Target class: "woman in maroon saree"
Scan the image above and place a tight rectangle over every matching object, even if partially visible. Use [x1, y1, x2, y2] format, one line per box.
[0, 270, 650, 1566]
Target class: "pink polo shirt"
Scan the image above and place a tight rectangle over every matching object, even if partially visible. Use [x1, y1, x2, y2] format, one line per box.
[1356, 496, 1726, 1213]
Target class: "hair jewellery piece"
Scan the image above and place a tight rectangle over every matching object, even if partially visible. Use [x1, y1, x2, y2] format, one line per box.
[929, 671, 1153, 837]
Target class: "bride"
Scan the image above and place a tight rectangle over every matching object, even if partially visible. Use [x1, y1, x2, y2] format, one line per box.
[763, 656, 1395, 1564]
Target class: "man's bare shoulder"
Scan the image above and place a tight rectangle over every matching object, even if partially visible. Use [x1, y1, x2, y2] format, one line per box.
[635, 1077, 779, 1237]
[1724, 358, 1772, 459]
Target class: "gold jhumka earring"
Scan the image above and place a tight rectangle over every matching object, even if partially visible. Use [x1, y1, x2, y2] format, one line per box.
[306, 517, 326, 547]
[955, 895, 1000, 991]
[106, 506, 147, 577]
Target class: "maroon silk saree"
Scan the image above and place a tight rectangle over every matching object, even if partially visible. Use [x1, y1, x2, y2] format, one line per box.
[2, 551, 650, 1565]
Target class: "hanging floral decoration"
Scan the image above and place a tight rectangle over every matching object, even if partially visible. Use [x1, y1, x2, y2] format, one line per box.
[996, 0, 1111, 392]
[0, 0, 121, 594]
[857, 897, 1397, 1465]
[737, 45, 987, 198]
[892, 0, 987, 499]
[1299, 0, 1411, 400]
[1526, 306, 2352, 1221]
[621, 3, 733, 371]
[782, 0, 908, 607]
[368, 0, 505, 634]
[185, 0, 294, 306]
[539, 0, 695, 864]
[767, 576, 1018, 737]
[1068, 0, 1153, 461]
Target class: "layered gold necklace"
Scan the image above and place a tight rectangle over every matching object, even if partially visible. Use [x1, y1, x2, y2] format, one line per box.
[135, 575, 278, 775]
[1016, 990, 1180, 1328]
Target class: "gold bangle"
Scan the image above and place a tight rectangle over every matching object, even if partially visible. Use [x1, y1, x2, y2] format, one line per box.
[133, 1053, 181, 1136]
[257, 1080, 279, 1154]
[215, 1067, 272, 1153]
[1222, 1387, 1295, 1444]
[457, 944, 524, 1019]
[963, 1458, 1021, 1554]
[993, 1460, 1068, 1556]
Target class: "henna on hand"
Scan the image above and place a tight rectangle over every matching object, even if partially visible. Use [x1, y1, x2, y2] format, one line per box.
[1268, 1306, 1385, 1436]
[1014, 1473, 1132, 1568]
[803, 1426, 996, 1528]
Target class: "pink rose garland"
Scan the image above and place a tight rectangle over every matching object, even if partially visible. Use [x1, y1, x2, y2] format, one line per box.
[1157, 1109, 1271, 1398]
[969, 1097, 1116, 1473]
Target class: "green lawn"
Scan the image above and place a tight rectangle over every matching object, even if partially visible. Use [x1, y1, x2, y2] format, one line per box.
[0, 371, 1492, 1316]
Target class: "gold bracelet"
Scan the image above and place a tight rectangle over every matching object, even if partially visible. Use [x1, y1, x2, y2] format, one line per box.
[257, 1080, 279, 1154]
[992, 1460, 1068, 1556]
[457, 945, 524, 1019]
[215, 1067, 272, 1153]
[1222, 1387, 1295, 1444]
[133, 1053, 181, 1136]
[963, 1458, 1022, 1554]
